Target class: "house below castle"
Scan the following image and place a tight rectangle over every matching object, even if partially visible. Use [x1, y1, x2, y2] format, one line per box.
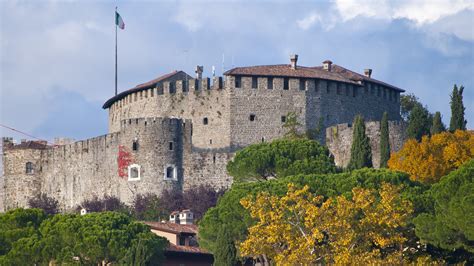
[1, 55, 406, 212]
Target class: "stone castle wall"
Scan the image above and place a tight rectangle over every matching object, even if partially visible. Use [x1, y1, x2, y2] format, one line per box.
[326, 120, 407, 168]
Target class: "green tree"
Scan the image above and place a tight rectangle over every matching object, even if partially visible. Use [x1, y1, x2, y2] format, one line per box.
[414, 159, 474, 256]
[199, 168, 430, 262]
[400, 93, 420, 121]
[226, 139, 337, 182]
[449, 84, 467, 131]
[430, 112, 446, 135]
[283, 112, 303, 139]
[379, 112, 390, 168]
[214, 228, 237, 266]
[407, 104, 432, 141]
[347, 115, 372, 170]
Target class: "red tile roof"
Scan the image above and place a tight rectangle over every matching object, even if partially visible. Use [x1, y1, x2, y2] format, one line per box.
[102, 70, 189, 109]
[144, 221, 198, 235]
[224, 64, 360, 85]
[312, 64, 404, 92]
[167, 243, 211, 254]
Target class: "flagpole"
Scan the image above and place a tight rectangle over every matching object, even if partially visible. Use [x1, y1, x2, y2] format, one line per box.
[115, 7, 118, 96]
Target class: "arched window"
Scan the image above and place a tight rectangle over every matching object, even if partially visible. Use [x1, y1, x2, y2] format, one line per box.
[25, 162, 34, 174]
[128, 164, 141, 181]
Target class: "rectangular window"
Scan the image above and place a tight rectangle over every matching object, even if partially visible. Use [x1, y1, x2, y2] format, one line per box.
[326, 82, 330, 94]
[169, 82, 175, 93]
[249, 114, 256, 121]
[268, 77, 273, 89]
[345, 86, 350, 96]
[235, 76, 241, 88]
[283, 78, 289, 90]
[352, 86, 357, 97]
[299, 79, 306, 90]
[252, 77, 258, 89]
[377, 87, 381, 97]
[169, 141, 173, 151]
[281, 116, 286, 123]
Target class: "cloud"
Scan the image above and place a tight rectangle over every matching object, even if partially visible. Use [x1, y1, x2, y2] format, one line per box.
[297, 12, 323, 30]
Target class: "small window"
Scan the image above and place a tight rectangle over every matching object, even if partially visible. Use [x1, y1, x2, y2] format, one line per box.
[169, 82, 176, 93]
[203, 117, 208, 125]
[281, 116, 287, 123]
[252, 77, 258, 89]
[235, 76, 242, 88]
[268, 77, 273, 89]
[314, 80, 319, 92]
[169, 141, 173, 151]
[261, 137, 265, 143]
[353, 87, 357, 97]
[249, 114, 256, 121]
[209, 139, 212, 144]
[164, 165, 177, 180]
[213, 155, 216, 164]
[377, 87, 381, 97]
[283, 78, 289, 90]
[128, 164, 141, 181]
[299, 79, 305, 90]
[345, 86, 350, 96]
[25, 162, 34, 174]
[132, 140, 138, 151]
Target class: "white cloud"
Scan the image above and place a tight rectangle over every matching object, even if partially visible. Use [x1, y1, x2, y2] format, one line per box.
[334, 0, 474, 25]
[297, 12, 322, 30]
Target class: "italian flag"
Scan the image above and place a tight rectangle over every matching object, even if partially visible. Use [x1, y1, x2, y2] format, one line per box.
[115, 11, 125, 30]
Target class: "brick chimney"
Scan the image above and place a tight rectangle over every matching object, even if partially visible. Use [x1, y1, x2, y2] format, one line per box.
[364, 69, 372, 78]
[323, 60, 332, 71]
[195, 65, 203, 79]
[290, 54, 298, 69]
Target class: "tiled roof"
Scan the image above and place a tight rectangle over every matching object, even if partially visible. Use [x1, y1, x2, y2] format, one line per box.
[167, 243, 211, 254]
[102, 71, 188, 109]
[313, 64, 405, 92]
[144, 221, 198, 235]
[224, 64, 360, 85]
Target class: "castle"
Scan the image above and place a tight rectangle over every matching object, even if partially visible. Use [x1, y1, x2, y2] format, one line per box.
[0, 55, 407, 211]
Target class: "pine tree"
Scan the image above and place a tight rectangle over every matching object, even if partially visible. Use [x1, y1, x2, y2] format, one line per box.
[379, 112, 390, 168]
[406, 104, 431, 141]
[214, 228, 237, 266]
[430, 111, 446, 135]
[348, 115, 372, 170]
[449, 84, 467, 131]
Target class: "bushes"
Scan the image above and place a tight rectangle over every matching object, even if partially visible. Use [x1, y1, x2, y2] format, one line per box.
[28, 193, 59, 215]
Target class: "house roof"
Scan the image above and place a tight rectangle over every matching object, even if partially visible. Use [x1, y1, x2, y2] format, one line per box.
[224, 64, 360, 85]
[102, 70, 188, 109]
[144, 221, 198, 235]
[224, 62, 404, 92]
[312, 64, 405, 92]
[167, 243, 211, 254]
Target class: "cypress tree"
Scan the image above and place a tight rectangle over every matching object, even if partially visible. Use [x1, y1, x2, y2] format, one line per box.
[214, 228, 237, 266]
[430, 111, 446, 135]
[407, 104, 431, 141]
[449, 84, 467, 131]
[379, 112, 390, 168]
[348, 115, 372, 170]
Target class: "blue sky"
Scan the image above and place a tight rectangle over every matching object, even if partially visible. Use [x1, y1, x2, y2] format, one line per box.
[1, 0, 473, 142]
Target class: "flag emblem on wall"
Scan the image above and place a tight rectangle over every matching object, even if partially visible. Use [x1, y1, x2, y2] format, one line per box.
[115, 11, 125, 29]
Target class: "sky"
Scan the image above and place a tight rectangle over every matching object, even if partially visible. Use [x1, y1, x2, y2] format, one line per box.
[0, 0, 473, 142]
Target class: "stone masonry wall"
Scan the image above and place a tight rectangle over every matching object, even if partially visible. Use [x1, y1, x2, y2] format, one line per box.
[326, 120, 407, 168]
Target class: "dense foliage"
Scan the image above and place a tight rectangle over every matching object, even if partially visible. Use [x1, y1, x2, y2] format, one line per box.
[388, 130, 474, 183]
[379, 112, 390, 168]
[78, 195, 129, 214]
[406, 103, 432, 141]
[199, 169, 429, 259]
[227, 139, 337, 182]
[240, 183, 417, 264]
[400, 93, 421, 121]
[449, 84, 467, 131]
[28, 193, 59, 215]
[214, 227, 238, 266]
[0, 211, 167, 265]
[347, 115, 372, 170]
[414, 159, 474, 254]
[430, 111, 446, 135]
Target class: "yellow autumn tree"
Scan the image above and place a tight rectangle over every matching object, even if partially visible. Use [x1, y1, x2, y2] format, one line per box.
[239, 183, 417, 265]
[388, 130, 474, 183]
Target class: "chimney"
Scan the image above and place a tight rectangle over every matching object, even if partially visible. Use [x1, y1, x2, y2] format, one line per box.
[179, 210, 194, 225]
[290, 54, 298, 69]
[195, 65, 203, 79]
[364, 69, 372, 78]
[170, 211, 180, 223]
[322, 60, 332, 71]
